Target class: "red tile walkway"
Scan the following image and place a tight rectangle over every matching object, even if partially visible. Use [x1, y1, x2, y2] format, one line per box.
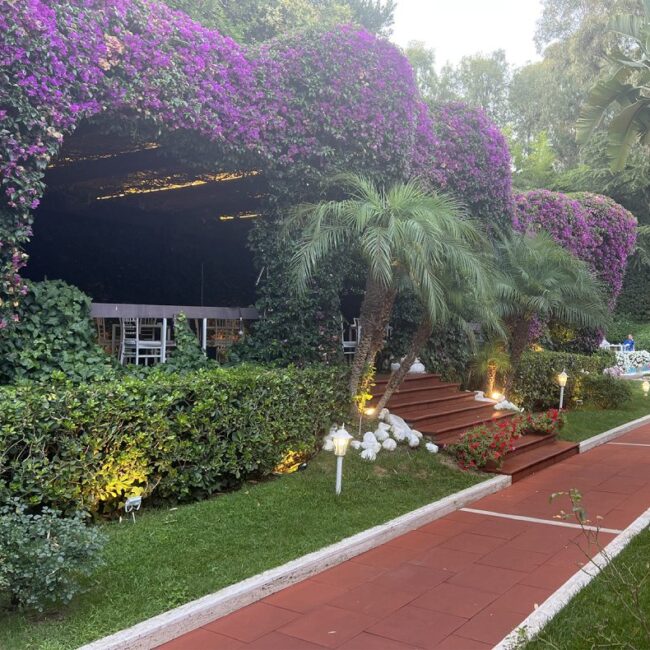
[158, 424, 650, 649]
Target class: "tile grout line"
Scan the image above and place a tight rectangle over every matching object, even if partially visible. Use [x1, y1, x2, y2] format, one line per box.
[460, 507, 623, 534]
[494, 507, 650, 650]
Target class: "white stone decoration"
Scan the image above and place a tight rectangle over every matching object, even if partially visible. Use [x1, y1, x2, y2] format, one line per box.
[382, 438, 397, 451]
[494, 399, 523, 412]
[409, 358, 426, 373]
[425, 442, 439, 454]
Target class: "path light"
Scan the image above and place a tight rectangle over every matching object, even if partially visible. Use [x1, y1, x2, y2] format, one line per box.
[490, 391, 504, 401]
[124, 495, 142, 523]
[643, 379, 649, 397]
[557, 369, 568, 410]
[332, 426, 352, 496]
[364, 407, 376, 417]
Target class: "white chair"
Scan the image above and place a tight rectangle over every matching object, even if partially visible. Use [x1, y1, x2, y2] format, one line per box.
[341, 317, 362, 358]
[119, 318, 165, 365]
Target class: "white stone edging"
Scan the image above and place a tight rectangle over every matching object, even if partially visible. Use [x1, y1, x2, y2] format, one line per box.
[579, 412, 650, 453]
[494, 506, 650, 649]
[78, 475, 510, 650]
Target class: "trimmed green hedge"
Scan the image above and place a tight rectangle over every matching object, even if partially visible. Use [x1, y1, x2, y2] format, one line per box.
[0, 366, 348, 516]
[511, 350, 613, 410]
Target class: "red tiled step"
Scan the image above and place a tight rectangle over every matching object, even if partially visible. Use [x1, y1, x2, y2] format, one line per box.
[390, 393, 477, 418]
[505, 432, 557, 459]
[373, 383, 463, 407]
[373, 372, 441, 387]
[407, 402, 500, 428]
[488, 439, 579, 482]
[417, 410, 515, 438]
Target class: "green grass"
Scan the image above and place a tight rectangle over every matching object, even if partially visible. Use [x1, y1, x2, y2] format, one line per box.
[560, 382, 650, 443]
[525, 530, 650, 649]
[0, 448, 483, 650]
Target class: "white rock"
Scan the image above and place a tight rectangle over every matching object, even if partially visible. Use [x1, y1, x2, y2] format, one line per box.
[495, 399, 523, 412]
[363, 432, 378, 445]
[378, 408, 390, 422]
[360, 448, 377, 462]
[412, 430, 423, 439]
[425, 442, 439, 454]
[382, 438, 397, 451]
[322, 438, 334, 451]
[390, 361, 401, 372]
[350, 440, 362, 450]
[374, 427, 390, 442]
[392, 427, 408, 442]
[407, 434, 420, 448]
[388, 413, 410, 432]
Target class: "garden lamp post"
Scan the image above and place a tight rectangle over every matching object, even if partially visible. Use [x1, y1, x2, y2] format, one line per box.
[332, 427, 352, 495]
[643, 379, 650, 398]
[557, 370, 568, 410]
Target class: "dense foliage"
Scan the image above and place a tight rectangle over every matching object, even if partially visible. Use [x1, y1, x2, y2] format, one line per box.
[0, 503, 105, 611]
[419, 102, 514, 229]
[0, 365, 347, 516]
[574, 373, 633, 410]
[510, 350, 612, 409]
[513, 190, 637, 306]
[0, 280, 114, 384]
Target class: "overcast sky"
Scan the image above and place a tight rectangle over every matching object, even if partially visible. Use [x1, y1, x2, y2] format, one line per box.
[392, 0, 543, 69]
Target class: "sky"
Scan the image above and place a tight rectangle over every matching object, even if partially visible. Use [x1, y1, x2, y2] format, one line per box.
[391, 0, 543, 70]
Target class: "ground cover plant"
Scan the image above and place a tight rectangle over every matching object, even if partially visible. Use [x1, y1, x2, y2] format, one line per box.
[0, 447, 484, 650]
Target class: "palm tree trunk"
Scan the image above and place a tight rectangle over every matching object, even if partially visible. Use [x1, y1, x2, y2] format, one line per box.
[486, 363, 497, 395]
[505, 317, 530, 393]
[376, 318, 432, 411]
[348, 277, 388, 397]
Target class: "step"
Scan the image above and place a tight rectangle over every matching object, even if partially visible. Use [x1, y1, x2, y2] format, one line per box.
[489, 440, 579, 482]
[505, 432, 557, 460]
[407, 401, 499, 427]
[370, 383, 462, 406]
[417, 410, 515, 438]
[373, 373, 441, 387]
[372, 376, 448, 396]
[390, 393, 477, 418]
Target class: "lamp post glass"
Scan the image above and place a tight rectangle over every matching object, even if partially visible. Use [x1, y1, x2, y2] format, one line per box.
[643, 379, 650, 397]
[331, 427, 352, 495]
[557, 369, 568, 409]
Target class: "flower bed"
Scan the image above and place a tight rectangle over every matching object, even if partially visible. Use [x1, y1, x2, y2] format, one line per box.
[450, 409, 565, 470]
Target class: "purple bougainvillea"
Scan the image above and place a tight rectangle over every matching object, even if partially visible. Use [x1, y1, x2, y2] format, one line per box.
[513, 190, 637, 307]
[415, 102, 514, 230]
[0, 0, 512, 327]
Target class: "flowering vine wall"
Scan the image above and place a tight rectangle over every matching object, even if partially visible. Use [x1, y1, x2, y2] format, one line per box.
[0, 0, 512, 328]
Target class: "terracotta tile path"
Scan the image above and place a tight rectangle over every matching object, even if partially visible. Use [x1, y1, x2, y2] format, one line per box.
[158, 424, 650, 649]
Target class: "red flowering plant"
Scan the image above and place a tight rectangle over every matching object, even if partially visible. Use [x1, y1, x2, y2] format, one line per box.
[450, 410, 565, 471]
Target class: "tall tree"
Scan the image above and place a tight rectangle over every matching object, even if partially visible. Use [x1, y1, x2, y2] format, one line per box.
[434, 51, 511, 127]
[404, 40, 438, 102]
[287, 175, 491, 401]
[577, 0, 650, 170]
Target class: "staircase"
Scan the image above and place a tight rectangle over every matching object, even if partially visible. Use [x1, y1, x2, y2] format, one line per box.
[371, 373, 578, 482]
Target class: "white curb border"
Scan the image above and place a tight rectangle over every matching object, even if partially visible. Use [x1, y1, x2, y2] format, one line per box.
[579, 412, 650, 453]
[494, 506, 650, 649]
[79, 475, 510, 650]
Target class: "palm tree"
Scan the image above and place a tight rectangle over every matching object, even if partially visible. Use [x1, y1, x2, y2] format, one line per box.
[577, 1, 650, 170]
[287, 174, 492, 400]
[468, 339, 511, 396]
[495, 232, 608, 390]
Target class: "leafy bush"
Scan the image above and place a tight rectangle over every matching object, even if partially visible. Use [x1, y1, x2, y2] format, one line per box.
[0, 502, 105, 611]
[0, 280, 115, 384]
[161, 312, 210, 373]
[607, 315, 650, 352]
[574, 374, 633, 410]
[0, 365, 348, 516]
[449, 409, 565, 470]
[510, 350, 613, 410]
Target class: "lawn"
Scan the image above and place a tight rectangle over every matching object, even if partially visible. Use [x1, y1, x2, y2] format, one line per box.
[0, 447, 483, 650]
[560, 381, 650, 443]
[525, 529, 650, 649]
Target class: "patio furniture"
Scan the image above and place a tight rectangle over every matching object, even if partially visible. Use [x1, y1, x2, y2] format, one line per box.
[119, 318, 165, 365]
[342, 317, 361, 357]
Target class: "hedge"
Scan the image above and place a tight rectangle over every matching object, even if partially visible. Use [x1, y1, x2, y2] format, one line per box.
[0, 365, 348, 516]
[511, 350, 612, 410]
